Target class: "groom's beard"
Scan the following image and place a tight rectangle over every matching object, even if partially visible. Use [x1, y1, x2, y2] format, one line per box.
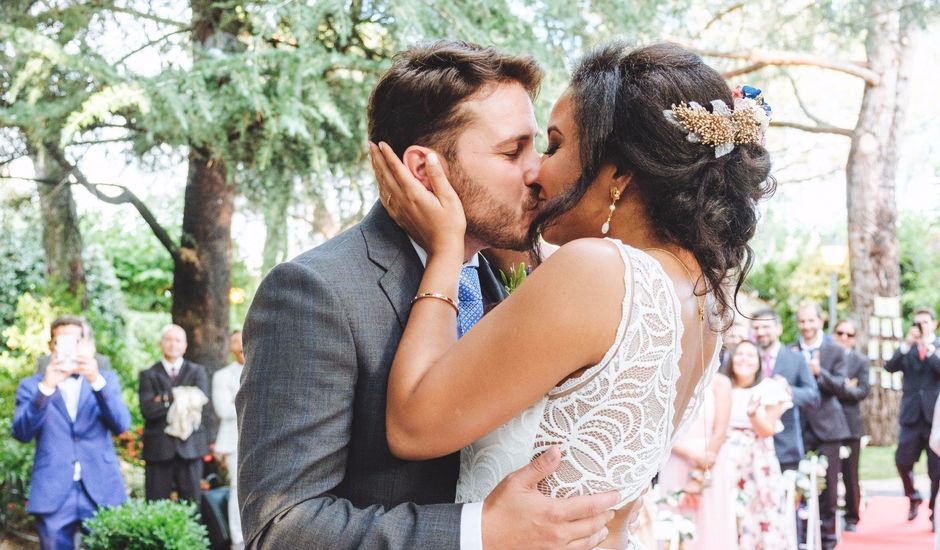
[450, 160, 540, 251]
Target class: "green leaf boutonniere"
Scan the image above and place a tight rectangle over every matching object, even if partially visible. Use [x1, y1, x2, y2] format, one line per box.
[499, 262, 530, 294]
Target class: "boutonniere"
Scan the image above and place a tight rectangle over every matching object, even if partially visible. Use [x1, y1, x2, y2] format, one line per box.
[499, 263, 530, 294]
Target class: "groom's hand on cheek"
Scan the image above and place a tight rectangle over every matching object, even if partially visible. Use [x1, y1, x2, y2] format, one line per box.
[481, 446, 618, 549]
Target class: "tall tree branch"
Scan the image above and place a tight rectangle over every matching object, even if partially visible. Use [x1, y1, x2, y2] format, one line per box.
[770, 120, 854, 137]
[116, 27, 191, 66]
[99, 4, 188, 29]
[679, 42, 880, 84]
[721, 62, 767, 78]
[45, 149, 180, 261]
[782, 70, 844, 129]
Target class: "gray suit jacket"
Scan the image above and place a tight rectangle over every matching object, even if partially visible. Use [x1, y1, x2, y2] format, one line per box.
[834, 349, 871, 438]
[791, 341, 851, 443]
[770, 346, 821, 465]
[237, 204, 507, 549]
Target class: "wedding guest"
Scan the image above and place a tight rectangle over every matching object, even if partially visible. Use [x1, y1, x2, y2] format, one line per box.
[790, 303, 850, 550]
[659, 373, 735, 550]
[13, 316, 131, 549]
[139, 324, 210, 502]
[886, 307, 940, 523]
[751, 308, 820, 472]
[213, 331, 245, 550]
[719, 340, 796, 550]
[831, 318, 870, 532]
[720, 323, 749, 364]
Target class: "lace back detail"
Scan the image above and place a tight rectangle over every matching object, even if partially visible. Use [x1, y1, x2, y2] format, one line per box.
[533, 241, 684, 506]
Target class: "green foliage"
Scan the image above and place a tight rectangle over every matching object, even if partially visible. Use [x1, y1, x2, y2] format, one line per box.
[0, 220, 45, 329]
[898, 214, 940, 318]
[499, 263, 529, 294]
[83, 499, 209, 550]
[84, 219, 176, 312]
[0, 293, 52, 535]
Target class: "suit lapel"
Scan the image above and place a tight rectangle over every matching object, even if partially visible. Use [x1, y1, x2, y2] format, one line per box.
[51, 389, 71, 423]
[478, 253, 508, 306]
[362, 203, 424, 329]
[175, 361, 189, 386]
[75, 378, 93, 418]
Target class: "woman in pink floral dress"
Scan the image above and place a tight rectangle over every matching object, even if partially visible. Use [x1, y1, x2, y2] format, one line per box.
[718, 340, 796, 550]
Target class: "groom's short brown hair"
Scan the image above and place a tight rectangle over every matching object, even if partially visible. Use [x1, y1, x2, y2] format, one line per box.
[368, 40, 542, 161]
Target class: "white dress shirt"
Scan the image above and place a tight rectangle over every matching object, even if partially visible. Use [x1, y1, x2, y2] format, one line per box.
[38, 368, 107, 481]
[410, 238, 483, 550]
[161, 357, 184, 378]
[212, 361, 243, 455]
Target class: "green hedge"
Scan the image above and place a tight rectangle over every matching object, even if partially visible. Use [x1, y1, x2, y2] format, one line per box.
[83, 499, 209, 550]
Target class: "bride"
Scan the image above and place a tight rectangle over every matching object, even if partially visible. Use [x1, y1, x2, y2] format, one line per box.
[370, 42, 774, 549]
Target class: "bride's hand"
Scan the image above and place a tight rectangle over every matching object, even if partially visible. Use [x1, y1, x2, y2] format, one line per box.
[369, 141, 466, 259]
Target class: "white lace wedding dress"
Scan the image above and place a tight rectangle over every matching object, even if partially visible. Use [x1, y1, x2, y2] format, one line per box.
[455, 240, 719, 550]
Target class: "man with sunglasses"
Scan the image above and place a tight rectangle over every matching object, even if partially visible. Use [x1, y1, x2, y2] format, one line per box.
[831, 319, 870, 532]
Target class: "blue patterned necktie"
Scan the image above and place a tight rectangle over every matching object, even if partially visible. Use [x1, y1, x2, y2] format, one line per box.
[458, 266, 484, 338]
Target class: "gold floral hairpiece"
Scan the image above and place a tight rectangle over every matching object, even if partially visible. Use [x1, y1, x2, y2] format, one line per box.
[663, 85, 771, 158]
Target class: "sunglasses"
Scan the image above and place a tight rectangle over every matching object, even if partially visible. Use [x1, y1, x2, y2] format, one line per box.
[835, 330, 856, 337]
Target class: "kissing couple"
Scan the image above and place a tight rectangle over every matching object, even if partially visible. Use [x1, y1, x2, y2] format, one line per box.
[237, 39, 775, 550]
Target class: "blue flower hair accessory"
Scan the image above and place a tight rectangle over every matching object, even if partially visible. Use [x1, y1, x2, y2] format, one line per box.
[663, 84, 772, 158]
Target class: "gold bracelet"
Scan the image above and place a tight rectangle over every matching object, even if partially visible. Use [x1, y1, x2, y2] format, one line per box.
[412, 292, 459, 315]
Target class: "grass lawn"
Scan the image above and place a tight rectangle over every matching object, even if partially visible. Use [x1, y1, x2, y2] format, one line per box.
[861, 445, 929, 481]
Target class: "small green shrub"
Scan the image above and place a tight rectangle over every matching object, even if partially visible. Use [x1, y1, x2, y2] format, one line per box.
[83, 499, 209, 550]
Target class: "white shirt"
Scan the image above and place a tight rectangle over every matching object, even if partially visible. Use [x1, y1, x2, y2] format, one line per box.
[409, 238, 483, 550]
[161, 357, 184, 378]
[212, 361, 243, 454]
[38, 371, 107, 481]
[798, 332, 824, 362]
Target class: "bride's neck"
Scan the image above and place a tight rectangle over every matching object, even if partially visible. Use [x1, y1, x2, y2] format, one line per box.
[605, 201, 670, 251]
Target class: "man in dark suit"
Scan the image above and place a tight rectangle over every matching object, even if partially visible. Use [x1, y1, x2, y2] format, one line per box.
[831, 318, 870, 532]
[752, 308, 821, 471]
[139, 323, 210, 502]
[237, 41, 615, 550]
[13, 316, 131, 549]
[885, 307, 940, 523]
[791, 303, 850, 550]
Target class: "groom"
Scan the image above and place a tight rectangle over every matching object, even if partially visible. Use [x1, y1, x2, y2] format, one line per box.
[237, 40, 617, 549]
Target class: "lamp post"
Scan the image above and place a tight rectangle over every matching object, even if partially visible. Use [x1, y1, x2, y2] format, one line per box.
[820, 242, 848, 330]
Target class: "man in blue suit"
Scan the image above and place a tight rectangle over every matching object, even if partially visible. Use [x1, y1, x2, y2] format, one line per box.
[12, 316, 131, 550]
[752, 308, 821, 471]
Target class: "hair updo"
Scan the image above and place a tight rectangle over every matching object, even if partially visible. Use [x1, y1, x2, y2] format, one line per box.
[529, 42, 775, 321]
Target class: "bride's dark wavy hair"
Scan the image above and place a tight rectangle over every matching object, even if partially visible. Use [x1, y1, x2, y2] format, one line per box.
[528, 42, 775, 322]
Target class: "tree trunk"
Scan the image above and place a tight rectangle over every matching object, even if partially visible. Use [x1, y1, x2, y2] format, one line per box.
[35, 143, 86, 301]
[848, 0, 910, 446]
[171, 149, 233, 376]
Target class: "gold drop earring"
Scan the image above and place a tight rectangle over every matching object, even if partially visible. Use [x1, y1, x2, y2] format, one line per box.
[601, 187, 621, 235]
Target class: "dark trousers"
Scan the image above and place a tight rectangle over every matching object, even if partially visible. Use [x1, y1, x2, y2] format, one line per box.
[35, 481, 97, 550]
[145, 455, 203, 502]
[896, 421, 940, 519]
[804, 432, 842, 550]
[842, 437, 862, 524]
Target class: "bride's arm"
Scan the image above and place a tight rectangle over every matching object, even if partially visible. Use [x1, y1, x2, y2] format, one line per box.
[371, 143, 624, 460]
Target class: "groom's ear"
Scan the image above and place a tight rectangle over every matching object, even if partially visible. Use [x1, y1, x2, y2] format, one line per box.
[402, 146, 439, 191]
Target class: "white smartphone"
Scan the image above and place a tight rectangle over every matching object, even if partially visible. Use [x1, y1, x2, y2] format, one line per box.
[55, 334, 78, 365]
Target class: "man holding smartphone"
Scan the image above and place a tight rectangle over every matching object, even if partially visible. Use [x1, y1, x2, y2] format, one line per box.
[12, 316, 131, 549]
[886, 307, 940, 524]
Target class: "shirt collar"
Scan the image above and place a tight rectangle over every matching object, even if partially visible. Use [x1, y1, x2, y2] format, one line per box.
[409, 238, 480, 269]
[161, 357, 184, 375]
[764, 341, 781, 358]
[799, 332, 824, 350]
